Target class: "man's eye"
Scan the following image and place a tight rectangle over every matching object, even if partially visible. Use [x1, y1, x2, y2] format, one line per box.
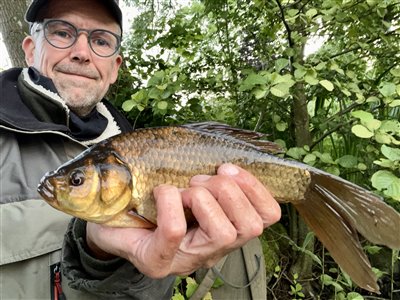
[53, 30, 72, 39]
[92, 38, 110, 48]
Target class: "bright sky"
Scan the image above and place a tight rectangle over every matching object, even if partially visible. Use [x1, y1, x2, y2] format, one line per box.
[0, 33, 12, 69]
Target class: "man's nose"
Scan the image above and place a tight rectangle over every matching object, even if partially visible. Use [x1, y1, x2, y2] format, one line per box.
[69, 34, 91, 62]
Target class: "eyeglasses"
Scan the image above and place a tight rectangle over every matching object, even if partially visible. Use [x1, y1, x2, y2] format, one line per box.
[36, 19, 121, 57]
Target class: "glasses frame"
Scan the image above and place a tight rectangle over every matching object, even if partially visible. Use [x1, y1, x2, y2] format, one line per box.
[35, 19, 122, 58]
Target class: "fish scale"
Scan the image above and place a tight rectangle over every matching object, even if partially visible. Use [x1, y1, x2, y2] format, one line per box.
[38, 122, 400, 293]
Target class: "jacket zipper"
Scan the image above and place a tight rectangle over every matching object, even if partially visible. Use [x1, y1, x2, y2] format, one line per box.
[50, 263, 66, 300]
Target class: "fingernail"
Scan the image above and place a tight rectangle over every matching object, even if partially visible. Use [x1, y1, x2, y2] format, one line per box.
[218, 163, 239, 176]
[191, 174, 212, 183]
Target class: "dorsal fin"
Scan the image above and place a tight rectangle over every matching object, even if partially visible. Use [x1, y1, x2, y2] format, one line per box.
[181, 122, 283, 154]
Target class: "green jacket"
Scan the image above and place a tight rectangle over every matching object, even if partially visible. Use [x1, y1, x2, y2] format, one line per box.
[0, 67, 175, 299]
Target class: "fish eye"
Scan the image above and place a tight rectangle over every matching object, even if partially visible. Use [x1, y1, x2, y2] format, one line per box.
[69, 170, 85, 186]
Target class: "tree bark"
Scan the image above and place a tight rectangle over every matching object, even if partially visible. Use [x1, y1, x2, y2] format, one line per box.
[0, 0, 30, 67]
[276, 0, 315, 295]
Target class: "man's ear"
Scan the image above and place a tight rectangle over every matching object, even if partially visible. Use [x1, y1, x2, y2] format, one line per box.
[110, 55, 123, 84]
[22, 36, 36, 66]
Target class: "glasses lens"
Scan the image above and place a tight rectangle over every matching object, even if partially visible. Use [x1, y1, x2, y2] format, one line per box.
[44, 20, 77, 49]
[89, 30, 120, 57]
[43, 20, 120, 57]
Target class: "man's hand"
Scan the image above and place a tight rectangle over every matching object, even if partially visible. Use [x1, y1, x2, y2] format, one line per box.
[86, 163, 281, 278]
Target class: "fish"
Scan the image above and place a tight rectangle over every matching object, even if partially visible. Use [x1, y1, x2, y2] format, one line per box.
[37, 122, 400, 293]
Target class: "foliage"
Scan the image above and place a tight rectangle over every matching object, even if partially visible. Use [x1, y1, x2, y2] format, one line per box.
[110, 0, 400, 298]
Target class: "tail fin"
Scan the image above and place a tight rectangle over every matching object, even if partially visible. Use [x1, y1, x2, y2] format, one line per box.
[294, 171, 400, 293]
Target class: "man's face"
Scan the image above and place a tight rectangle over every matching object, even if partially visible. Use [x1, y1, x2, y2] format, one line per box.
[22, 0, 123, 116]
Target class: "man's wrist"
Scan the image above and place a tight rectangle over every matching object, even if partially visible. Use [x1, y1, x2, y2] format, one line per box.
[85, 233, 117, 261]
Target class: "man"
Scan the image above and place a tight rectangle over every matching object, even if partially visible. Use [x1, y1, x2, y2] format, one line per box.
[0, 0, 281, 299]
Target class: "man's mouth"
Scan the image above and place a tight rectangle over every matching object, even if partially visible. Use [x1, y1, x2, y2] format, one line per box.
[62, 72, 96, 80]
[54, 66, 99, 80]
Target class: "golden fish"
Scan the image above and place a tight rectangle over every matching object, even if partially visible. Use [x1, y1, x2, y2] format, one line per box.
[37, 122, 400, 293]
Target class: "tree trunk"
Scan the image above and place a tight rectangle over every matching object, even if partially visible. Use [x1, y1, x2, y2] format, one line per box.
[0, 0, 30, 67]
[281, 1, 315, 295]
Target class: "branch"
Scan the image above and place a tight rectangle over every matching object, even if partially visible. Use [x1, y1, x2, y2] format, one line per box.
[275, 0, 294, 48]
[311, 120, 352, 150]
[374, 62, 400, 85]
[310, 102, 360, 149]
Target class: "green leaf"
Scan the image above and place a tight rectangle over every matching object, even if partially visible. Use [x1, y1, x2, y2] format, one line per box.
[286, 147, 307, 160]
[319, 79, 334, 91]
[272, 114, 281, 123]
[276, 121, 288, 132]
[148, 87, 161, 99]
[380, 120, 400, 133]
[337, 155, 358, 168]
[389, 99, 400, 107]
[381, 145, 400, 161]
[371, 170, 400, 200]
[364, 119, 381, 132]
[171, 293, 185, 300]
[305, 8, 318, 18]
[275, 58, 289, 72]
[185, 277, 198, 298]
[294, 68, 307, 79]
[270, 83, 291, 98]
[245, 73, 268, 86]
[351, 110, 374, 121]
[122, 100, 135, 112]
[212, 277, 225, 289]
[375, 132, 392, 144]
[374, 158, 395, 168]
[366, 96, 380, 103]
[271, 73, 295, 86]
[287, 9, 299, 17]
[315, 62, 327, 71]
[157, 101, 168, 110]
[358, 163, 367, 171]
[390, 68, 400, 77]
[325, 166, 340, 176]
[305, 74, 319, 85]
[303, 153, 317, 165]
[346, 292, 364, 300]
[319, 152, 336, 164]
[351, 125, 374, 138]
[379, 82, 396, 97]
[253, 88, 267, 99]
[364, 245, 382, 255]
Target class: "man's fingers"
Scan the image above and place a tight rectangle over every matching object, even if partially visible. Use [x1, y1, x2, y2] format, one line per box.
[189, 173, 263, 239]
[144, 184, 187, 277]
[218, 163, 281, 227]
[191, 163, 281, 228]
[180, 185, 237, 247]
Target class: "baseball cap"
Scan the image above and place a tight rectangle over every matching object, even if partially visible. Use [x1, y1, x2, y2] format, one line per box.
[25, 0, 123, 32]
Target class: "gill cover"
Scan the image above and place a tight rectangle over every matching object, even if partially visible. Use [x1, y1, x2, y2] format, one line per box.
[47, 146, 133, 223]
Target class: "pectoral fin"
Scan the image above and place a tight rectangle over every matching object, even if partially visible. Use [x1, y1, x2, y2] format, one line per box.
[103, 210, 156, 229]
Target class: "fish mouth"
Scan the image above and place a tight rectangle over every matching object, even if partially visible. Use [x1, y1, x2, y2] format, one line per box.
[37, 175, 57, 203]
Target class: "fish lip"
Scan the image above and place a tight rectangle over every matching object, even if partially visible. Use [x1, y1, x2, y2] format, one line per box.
[37, 175, 56, 202]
